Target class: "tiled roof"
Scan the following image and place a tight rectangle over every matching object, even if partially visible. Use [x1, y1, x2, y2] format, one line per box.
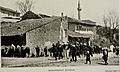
[1, 17, 20, 20]
[21, 11, 51, 20]
[68, 17, 81, 23]
[0, 6, 20, 14]
[82, 20, 96, 23]
[68, 17, 96, 26]
[1, 17, 60, 36]
[81, 20, 96, 25]
[38, 14, 51, 18]
[21, 11, 41, 20]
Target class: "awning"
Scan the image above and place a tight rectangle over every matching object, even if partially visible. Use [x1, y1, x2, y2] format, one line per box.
[68, 30, 92, 38]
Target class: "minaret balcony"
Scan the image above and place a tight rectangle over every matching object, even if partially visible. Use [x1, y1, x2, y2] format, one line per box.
[77, 8, 82, 11]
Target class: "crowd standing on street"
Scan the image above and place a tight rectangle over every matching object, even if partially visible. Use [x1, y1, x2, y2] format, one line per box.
[1, 41, 119, 65]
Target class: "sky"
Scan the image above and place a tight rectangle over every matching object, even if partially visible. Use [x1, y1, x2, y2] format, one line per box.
[0, 0, 119, 25]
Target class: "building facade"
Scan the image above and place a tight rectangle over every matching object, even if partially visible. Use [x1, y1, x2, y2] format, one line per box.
[1, 16, 68, 54]
[67, 17, 96, 45]
[1, 10, 97, 55]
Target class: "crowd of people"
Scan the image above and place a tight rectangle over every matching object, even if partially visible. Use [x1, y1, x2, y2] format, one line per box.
[1, 41, 119, 65]
[48, 41, 93, 62]
[1, 44, 30, 58]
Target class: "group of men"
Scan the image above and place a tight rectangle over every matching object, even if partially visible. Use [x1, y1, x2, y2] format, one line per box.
[35, 45, 48, 57]
[1, 44, 30, 57]
[48, 41, 94, 63]
[1, 44, 49, 58]
[48, 41, 112, 65]
[2, 41, 118, 65]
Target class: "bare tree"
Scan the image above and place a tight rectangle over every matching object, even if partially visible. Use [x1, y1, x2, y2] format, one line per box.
[103, 11, 119, 29]
[103, 14, 108, 28]
[16, 0, 34, 15]
[103, 11, 119, 42]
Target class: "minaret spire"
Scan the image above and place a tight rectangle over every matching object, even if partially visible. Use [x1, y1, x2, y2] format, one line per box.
[77, 0, 82, 20]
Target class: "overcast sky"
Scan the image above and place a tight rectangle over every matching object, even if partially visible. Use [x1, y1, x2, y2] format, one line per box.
[0, 0, 118, 25]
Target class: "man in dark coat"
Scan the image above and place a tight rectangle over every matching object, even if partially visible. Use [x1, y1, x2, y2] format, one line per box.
[10, 44, 15, 57]
[48, 48, 53, 57]
[103, 49, 108, 65]
[53, 43, 58, 60]
[58, 44, 63, 59]
[55, 41, 60, 60]
[70, 44, 77, 62]
[21, 46, 25, 57]
[85, 50, 93, 64]
[79, 43, 83, 56]
[35, 45, 40, 57]
[14, 45, 21, 57]
[75, 42, 81, 58]
[24, 47, 30, 57]
[44, 47, 48, 57]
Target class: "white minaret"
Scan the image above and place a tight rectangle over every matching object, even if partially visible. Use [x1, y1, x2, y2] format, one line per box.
[77, 0, 82, 20]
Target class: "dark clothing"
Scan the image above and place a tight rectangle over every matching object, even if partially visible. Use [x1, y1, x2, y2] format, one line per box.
[70, 45, 77, 62]
[1, 49, 5, 57]
[4, 47, 8, 57]
[40, 52, 44, 57]
[48, 46, 54, 57]
[103, 50, 108, 65]
[85, 52, 91, 64]
[44, 48, 48, 57]
[79, 45, 83, 55]
[85, 51, 92, 64]
[24, 47, 30, 57]
[68, 44, 71, 50]
[62, 44, 66, 49]
[14, 48, 20, 57]
[7, 48, 14, 57]
[21, 47, 25, 57]
[53, 47, 58, 60]
[35, 47, 40, 57]
[116, 49, 119, 55]
[72, 54, 77, 62]
[58, 46, 63, 59]
[85, 46, 93, 64]
[56, 42, 60, 48]
[76, 45, 80, 58]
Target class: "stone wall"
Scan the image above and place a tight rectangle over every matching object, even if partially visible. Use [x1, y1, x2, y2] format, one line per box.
[26, 18, 68, 54]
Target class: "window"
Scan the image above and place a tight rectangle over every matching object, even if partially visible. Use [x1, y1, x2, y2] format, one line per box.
[75, 25, 82, 31]
[76, 26, 79, 30]
[86, 28, 93, 31]
[81, 27, 86, 31]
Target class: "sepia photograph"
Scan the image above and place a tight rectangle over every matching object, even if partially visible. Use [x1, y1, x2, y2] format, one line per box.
[0, 0, 119, 70]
